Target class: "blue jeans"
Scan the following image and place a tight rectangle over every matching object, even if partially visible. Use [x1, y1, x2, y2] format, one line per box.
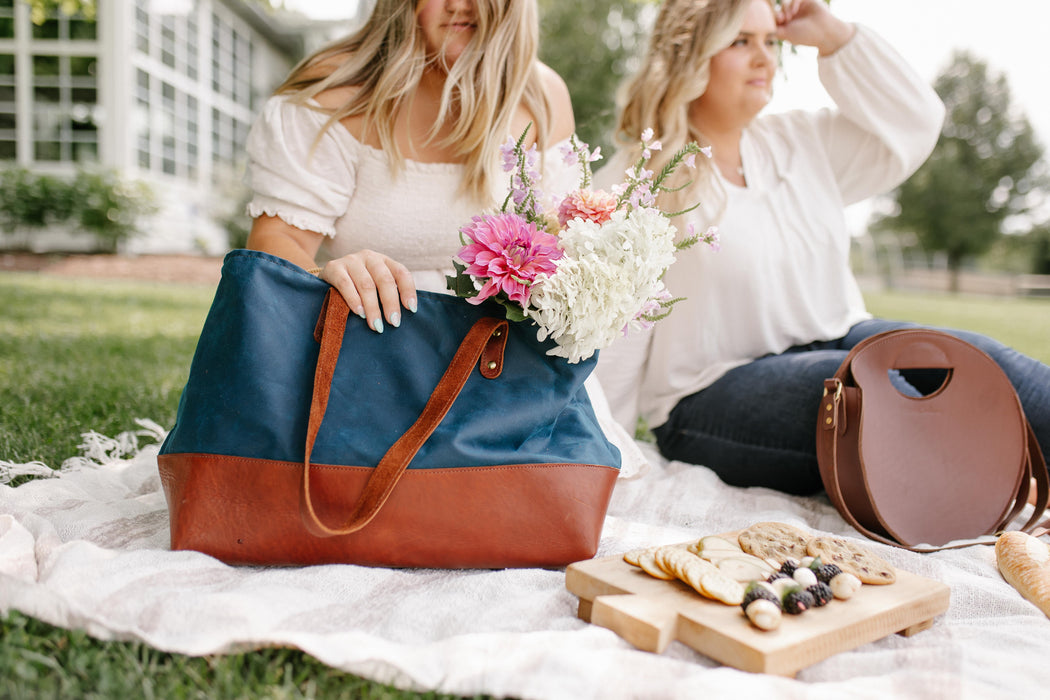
[652, 319, 1050, 495]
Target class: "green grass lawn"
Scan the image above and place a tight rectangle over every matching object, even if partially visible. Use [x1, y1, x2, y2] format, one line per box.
[864, 289, 1050, 365]
[0, 272, 1046, 698]
[0, 273, 488, 700]
[0, 274, 212, 467]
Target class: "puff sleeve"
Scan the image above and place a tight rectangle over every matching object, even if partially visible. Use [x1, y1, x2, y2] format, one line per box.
[244, 96, 356, 237]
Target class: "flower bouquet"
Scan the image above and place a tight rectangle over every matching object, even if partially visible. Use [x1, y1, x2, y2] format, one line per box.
[446, 127, 719, 364]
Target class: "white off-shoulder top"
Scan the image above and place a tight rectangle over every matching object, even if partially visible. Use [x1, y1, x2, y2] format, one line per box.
[244, 96, 578, 290]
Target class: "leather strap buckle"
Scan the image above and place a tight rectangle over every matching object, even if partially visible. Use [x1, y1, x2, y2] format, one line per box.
[821, 379, 843, 431]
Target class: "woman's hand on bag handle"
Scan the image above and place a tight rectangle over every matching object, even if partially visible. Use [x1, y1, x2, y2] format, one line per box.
[318, 250, 416, 333]
[246, 214, 417, 334]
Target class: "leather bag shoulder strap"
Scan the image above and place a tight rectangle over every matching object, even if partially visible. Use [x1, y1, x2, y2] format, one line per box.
[299, 289, 509, 537]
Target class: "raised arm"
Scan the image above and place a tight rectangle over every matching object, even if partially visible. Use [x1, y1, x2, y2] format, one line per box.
[770, 1, 945, 204]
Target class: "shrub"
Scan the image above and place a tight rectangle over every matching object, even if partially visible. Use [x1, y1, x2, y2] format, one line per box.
[0, 166, 156, 252]
[71, 169, 157, 253]
[0, 168, 75, 235]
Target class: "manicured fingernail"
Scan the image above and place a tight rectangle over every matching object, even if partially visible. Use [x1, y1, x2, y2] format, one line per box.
[389, 312, 401, 328]
[355, 306, 365, 319]
[371, 318, 384, 334]
[407, 298, 418, 314]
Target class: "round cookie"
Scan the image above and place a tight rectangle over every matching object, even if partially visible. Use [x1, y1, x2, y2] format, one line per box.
[806, 535, 896, 585]
[737, 521, 811, 563]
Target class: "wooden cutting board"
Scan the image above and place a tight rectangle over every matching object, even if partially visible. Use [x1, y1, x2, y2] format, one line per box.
[565, 538, 950, 677]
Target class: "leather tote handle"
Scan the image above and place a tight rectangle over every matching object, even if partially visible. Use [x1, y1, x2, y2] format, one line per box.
[300, 289, 509, 537]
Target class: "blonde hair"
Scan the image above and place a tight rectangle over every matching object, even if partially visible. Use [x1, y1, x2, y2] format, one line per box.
[276, 0, 552, 203]
[614, 0, 758, 215]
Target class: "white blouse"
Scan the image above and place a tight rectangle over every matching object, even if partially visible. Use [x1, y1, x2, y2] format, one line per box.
[594, 25, 947, 432]
[244, 96, 579, 290]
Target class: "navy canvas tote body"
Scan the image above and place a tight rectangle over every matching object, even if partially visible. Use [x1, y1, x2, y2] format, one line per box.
[158, 250, 621, 568]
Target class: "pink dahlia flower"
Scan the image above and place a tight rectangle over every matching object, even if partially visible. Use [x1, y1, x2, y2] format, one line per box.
[557, 189, 619, 227]
[458, 213, 563, 306]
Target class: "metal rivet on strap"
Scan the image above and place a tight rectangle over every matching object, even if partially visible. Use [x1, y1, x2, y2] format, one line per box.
[825, 403, 832, 411]
[493, 329, 502, 337]
[487, 361, 498, 370]
[825, 417, 833, 425]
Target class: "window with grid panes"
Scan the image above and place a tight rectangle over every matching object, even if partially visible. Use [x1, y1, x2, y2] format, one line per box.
[211, 11, 252, 108]
[0, 52, 12, 159]
[31, 54, 99, 163]
[135, 1, 149, 55]
[31, 2, 96, 41]
[0, 0, 13, 39]
[158, 80, 200, 178]
[136, 69, 150, 169]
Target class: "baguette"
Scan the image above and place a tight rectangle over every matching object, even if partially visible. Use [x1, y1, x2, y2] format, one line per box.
[996, 531, 1050, 618]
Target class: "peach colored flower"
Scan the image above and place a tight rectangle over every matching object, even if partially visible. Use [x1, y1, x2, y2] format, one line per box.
[556, 188, 618, 228]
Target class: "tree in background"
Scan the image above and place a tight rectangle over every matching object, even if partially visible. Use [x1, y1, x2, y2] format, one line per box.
[1029, 224, 1050, 275]
[874, 51, 1046, 291]
[538, 0, 651, 158]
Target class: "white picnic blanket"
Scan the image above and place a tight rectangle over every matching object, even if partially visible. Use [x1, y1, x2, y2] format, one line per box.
[2, 421, 1048, 699]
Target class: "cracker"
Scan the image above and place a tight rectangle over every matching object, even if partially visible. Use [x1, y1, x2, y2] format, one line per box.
[698, 568, 745, 605]
[675, 554, 711, 594]
[737, 521, 811, 562]
[653, 546, 686, 579]
[657, 546, 706, 582]
[652, 546, 742, 605]
[636, 549, 675, 580]
[622, 548, 648, 567]
[806, 535, 896, 585]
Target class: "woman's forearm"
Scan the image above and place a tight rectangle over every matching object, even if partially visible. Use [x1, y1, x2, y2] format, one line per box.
[246, 215, 323, 270]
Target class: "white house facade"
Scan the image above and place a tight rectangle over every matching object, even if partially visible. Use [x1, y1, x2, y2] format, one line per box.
[0, 0, 360, 254]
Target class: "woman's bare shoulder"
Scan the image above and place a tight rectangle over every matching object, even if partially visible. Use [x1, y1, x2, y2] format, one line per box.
[312, 84, 360, 110]
[536, 61, 575, 143]
[308, 84, 371, 142]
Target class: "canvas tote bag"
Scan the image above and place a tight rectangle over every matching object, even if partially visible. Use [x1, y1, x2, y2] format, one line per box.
[158, 250, 621, 568]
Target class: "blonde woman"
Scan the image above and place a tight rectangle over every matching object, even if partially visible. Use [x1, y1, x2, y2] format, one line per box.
[595, 0, 1050, 494]
[245, 0, 575, 335]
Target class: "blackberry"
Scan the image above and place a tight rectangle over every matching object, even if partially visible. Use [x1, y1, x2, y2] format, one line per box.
[778, 559, 799, 577]
[814, 563, 842, 584]
[741, 581, 782, 612]
[807, 581, 833, 607]
[767, 571, 790, 584]
[782, 589, 815, 615]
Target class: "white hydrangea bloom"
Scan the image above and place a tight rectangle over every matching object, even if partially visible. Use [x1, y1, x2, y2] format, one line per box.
[527, 207, 679, 363]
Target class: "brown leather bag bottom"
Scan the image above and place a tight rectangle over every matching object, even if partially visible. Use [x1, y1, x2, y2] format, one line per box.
[158, 453, 619, 568]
